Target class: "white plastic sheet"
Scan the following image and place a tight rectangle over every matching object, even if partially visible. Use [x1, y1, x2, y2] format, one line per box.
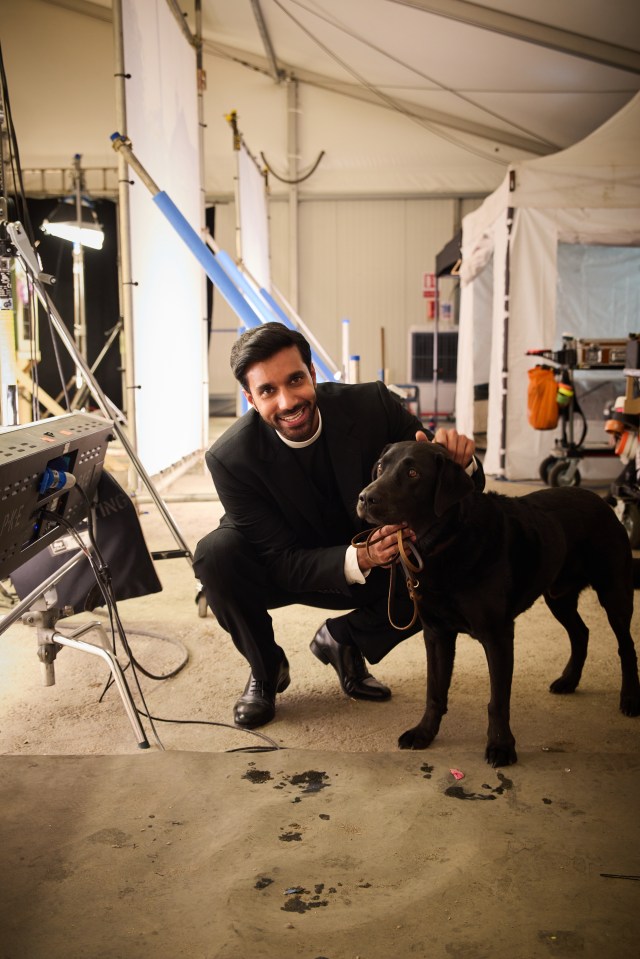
[122, 0, 205, 475]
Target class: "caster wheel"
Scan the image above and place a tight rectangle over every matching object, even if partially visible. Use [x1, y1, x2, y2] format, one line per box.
[621, 502, 640, 549]
[539, 455, 557, 485]
[197, 592, 208, 618]
[548, 459, 581, 487]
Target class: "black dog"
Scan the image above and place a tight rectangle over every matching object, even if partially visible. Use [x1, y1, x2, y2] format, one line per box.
[357, 440, 640, 766]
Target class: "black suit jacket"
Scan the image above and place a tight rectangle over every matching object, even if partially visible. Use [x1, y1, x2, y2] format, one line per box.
[206, 381, 483, 598]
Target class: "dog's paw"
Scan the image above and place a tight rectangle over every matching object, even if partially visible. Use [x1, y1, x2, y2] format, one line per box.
[485, 743, 517, 767]
[398, 726, 435, 750]
[620, 691, 640, 717]
[549, 675, 579, 695]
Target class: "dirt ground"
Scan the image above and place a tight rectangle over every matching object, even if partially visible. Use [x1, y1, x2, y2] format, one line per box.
[1, 423, 639, 958]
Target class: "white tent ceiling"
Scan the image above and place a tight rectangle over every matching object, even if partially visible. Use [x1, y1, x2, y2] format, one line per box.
[3, 0, 640, 199]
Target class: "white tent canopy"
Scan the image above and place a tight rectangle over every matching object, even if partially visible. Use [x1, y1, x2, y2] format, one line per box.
[456, 92, 640, 480]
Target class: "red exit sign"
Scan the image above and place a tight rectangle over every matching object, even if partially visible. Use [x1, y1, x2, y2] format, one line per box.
[422, 272, 436, 298]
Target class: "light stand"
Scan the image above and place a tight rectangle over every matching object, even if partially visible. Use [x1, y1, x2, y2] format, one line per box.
[0, 552, 149, 749]
[5, 219, 193, 565]
[40, 154, 105, 403]
[1, 223, 194, 747]
[72, 156, 87, 391]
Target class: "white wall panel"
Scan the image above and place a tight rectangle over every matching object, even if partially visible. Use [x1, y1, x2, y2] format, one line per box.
[211, 195, 467, 394]
[298, 198, 457, 384]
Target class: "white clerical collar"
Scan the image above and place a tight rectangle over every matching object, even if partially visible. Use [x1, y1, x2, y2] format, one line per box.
[276, 409, 323, 448]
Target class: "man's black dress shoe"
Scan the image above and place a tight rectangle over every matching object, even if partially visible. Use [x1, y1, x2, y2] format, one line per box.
[233, 656, 290, 728]
[310, 623, 391, 700]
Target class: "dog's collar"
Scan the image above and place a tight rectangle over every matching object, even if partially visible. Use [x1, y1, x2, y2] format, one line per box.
[416, 512, 459, 558]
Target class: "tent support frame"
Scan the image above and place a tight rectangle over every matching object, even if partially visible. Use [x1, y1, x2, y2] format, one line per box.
[499, 206, 515, 478]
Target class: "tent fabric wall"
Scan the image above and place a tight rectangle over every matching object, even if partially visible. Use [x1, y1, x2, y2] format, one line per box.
[456, 93, 640, 480]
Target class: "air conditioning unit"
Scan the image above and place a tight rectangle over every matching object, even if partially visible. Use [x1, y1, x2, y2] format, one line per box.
[407, 326, 458, 421]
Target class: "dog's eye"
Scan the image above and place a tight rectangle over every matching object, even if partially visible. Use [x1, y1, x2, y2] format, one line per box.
[376, 462, 383, 476]
[408, 468, 418, 479]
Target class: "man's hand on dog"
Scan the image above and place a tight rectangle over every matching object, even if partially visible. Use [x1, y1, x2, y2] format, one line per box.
[416, 428, 476, 469]
[357, 428, 476, 571]
[357, 524, 416, 571]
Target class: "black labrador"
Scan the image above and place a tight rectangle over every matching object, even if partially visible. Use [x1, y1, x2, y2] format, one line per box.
[357, 440, 640, 766]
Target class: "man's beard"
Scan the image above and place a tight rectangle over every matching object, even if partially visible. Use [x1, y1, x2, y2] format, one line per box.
[273, 399, 318, 442]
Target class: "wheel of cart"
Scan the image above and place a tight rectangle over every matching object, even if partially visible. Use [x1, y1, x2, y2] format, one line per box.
[607, 457, 640, 549]
[529, 338, 616, 487]
[196, 586, 209, 617]
[547, 457, 581, 487]
[618, 501, 640, 549]
[538, 455, 558, 484]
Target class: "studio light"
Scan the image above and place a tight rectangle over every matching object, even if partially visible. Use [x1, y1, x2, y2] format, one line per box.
[39, 154, 104, 394]
[41, 197, 104, 250]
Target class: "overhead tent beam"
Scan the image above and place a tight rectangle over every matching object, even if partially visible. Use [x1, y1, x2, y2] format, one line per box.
[164, 0, 196, 46]
[204, 41, 554, 156]
[42, 0, 112, 23]
[46, 0, 640, 76]
[250, 0, 284, 82]
[43, 0, 627, 151]
[390, 0, 640, 75]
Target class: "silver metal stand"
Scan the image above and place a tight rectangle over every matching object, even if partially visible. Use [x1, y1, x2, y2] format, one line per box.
[1, 220, 198, 749]
[0, 552, 149, 749]
[5, 220, 194, 565]
[71, 153, 88, 390]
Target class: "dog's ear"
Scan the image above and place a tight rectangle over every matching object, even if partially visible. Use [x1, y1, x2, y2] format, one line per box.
[433, 454, 476, 516]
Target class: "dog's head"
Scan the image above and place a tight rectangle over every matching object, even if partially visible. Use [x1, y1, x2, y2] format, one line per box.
[357, 440, 475, 536]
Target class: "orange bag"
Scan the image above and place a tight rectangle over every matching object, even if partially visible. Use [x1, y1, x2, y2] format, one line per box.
[527, 366, 559, 430]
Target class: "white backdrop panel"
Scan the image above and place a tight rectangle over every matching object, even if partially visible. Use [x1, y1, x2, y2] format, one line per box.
[122, 0, 204, 475]
[237, 144, 271, 291]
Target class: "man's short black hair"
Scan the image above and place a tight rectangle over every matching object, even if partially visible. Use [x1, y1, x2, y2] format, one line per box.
[230, 322, 313, 390]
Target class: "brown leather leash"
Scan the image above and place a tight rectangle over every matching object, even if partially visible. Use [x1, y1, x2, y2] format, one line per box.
[351, 527, 424, 631]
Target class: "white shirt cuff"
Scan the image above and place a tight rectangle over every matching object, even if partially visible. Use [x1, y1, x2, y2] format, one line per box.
[344, 544, 369, 584]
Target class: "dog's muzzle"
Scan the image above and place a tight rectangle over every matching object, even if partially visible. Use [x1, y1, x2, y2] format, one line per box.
[357, 487, 376, 521]
[357, 482, 390, 523]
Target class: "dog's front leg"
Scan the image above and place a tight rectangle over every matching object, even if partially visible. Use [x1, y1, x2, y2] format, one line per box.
[398, 628, 456, 750]
[479, 628, 517, 767]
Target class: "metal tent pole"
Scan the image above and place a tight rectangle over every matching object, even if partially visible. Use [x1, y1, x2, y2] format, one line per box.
[112, 0, 138, 453]
[499, 207, 515, 479]
[195, 0, 210, 453]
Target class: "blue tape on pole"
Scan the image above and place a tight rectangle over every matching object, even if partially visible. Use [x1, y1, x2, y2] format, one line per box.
[152, 192, 262, 329]
[216, 255, 333, 381]
[257, 287, 296, 331]
[152, 191, 336, 382]
[215, 250, 275, 326]
[259, 288, 335, 383]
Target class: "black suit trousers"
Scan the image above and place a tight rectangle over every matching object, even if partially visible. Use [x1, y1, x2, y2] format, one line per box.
[193, 526, 422, 681]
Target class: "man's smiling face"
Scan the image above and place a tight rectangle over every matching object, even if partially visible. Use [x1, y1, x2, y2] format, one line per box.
[243, 345, 320, 442]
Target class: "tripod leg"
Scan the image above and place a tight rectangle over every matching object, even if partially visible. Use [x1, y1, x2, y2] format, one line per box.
[53, 629, 150, 749]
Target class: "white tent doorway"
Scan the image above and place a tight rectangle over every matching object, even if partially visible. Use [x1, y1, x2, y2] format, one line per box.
[456, 93, 640, 480]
